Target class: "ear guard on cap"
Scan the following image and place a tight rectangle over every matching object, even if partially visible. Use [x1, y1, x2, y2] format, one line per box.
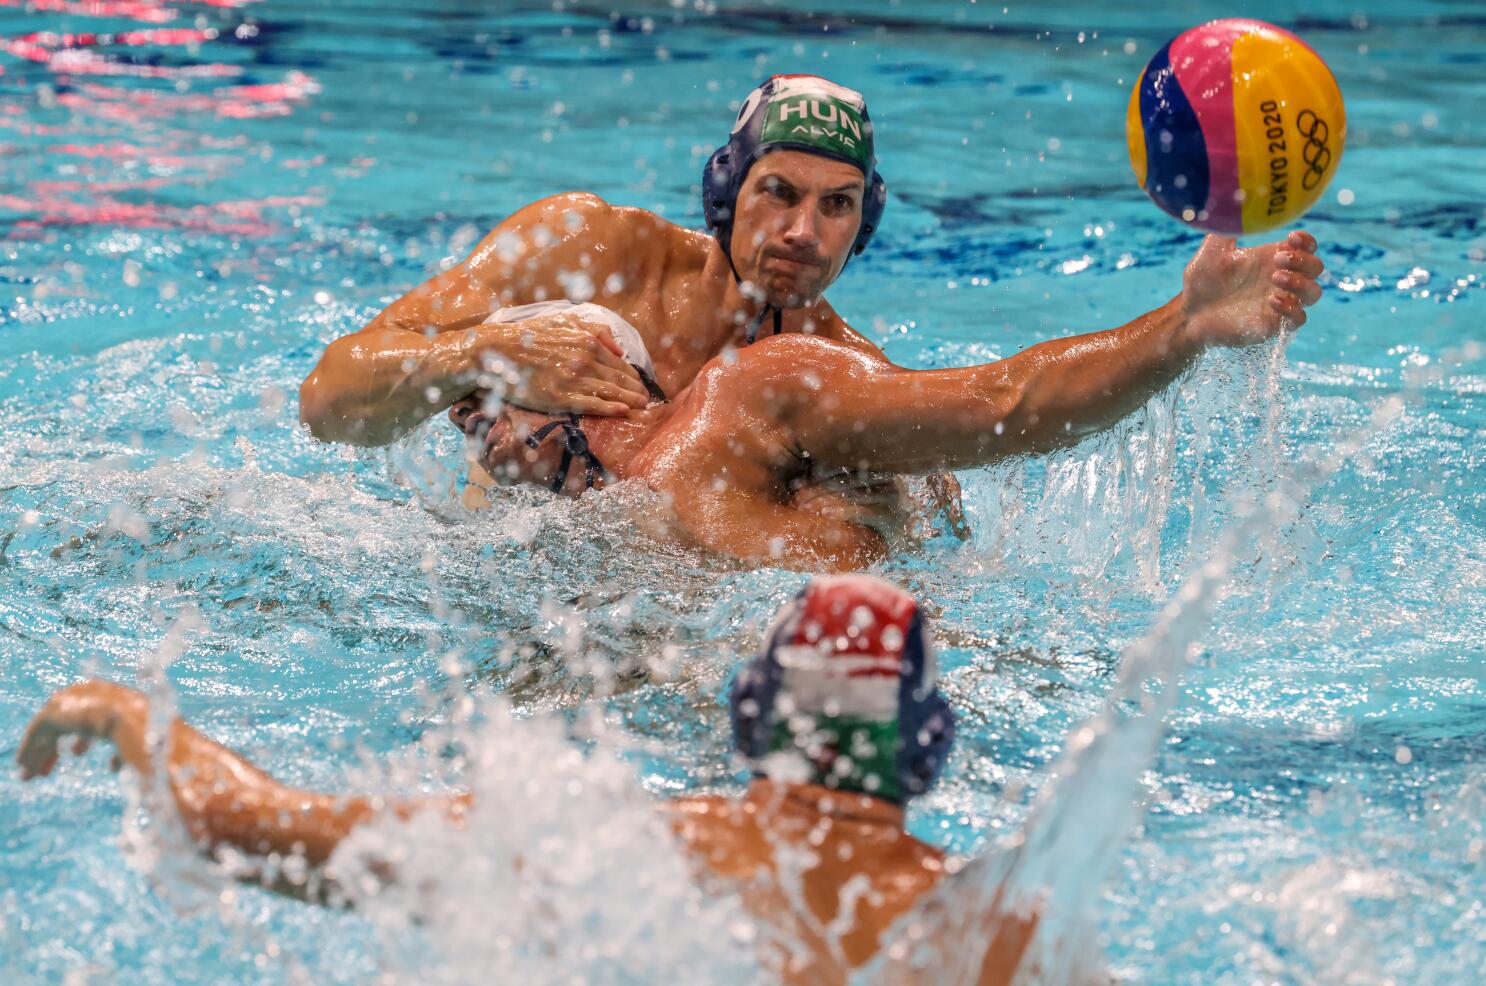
[893, 610, 956, 798]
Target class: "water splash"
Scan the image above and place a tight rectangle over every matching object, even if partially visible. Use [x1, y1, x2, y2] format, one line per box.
[872, 348, 1434, 983]
[114, 609, 319, 983]
[971, 338, 1323, 599]
[322, 701, 760, 985]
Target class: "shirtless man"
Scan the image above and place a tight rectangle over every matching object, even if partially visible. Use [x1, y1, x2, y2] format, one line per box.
[297, 75, 1323, 536]
[19, 576, 1035, 984]
[454, 209, 1323, 571]
[297, 75, 904, 446]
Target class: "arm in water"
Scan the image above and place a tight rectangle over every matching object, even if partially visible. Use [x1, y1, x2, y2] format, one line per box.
[16, 681, 467, 875]
[660, 231, 1323, 567]
[298, 193, 650, 446]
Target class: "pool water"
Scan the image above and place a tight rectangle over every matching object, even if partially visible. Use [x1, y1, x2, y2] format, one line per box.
[2, 0, 1482, 982]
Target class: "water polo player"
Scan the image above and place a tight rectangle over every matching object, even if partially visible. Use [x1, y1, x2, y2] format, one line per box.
[449, 212, 1322, 570]
[20, 575, 1036, 984]
[298, 75, 1324, 548]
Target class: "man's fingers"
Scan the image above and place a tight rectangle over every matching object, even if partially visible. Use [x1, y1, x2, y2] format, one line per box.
[1269, 291, 1308, 328]
[1277, 249, 1325, 279]
[1287, 229, 1318, 253]
[584, 328, 645, 382]
[582, 379, 647, 408]
[1270, 270, 1322, 305]
[586, 364, 651, 403]
[566, 396, 634, 417]
[20, 752, 58, 780]
[586, 341, 644, 383]
[591, 325, 625, 360]
[1266, 270, 1325, 304]
[17, 723, 60, 779]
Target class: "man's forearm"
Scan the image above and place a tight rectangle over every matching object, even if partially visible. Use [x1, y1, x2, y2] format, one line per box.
[996, 294, 1198, 448]
[47, 681, 461, 867]
[298, 321, 497, 447]
[58, 681, 377, 865]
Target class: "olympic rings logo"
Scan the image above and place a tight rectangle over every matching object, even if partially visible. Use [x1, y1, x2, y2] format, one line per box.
[1297, 109, 1332, 190]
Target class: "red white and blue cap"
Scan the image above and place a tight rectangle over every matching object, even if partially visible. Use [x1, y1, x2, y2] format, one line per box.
[729, 575, 956, 802]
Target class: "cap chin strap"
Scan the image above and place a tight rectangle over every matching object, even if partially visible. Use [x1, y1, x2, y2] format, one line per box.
[526, 414, 607, 492]
[720, 242, 785, 345]
[745, 304, 784, 345]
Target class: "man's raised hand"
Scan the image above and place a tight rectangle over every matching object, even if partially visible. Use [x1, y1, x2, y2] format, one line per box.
[17, 682, 142, 780]
[1180, 230, 1325, 350]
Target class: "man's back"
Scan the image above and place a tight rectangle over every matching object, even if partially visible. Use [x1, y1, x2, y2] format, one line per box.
[665, 782, 945, 984]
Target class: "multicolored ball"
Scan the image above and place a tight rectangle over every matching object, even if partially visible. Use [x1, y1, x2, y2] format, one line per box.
[1127, 19, 1346, 235]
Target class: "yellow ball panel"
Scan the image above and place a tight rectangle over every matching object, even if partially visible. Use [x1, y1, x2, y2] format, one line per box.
[1231, 28, 1346, 234]
[1126, 80, 1148, 190]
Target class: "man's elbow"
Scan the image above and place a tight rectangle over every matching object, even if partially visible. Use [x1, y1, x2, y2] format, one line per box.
[298, 372, 372, 446]
[298, 372, 337, 441]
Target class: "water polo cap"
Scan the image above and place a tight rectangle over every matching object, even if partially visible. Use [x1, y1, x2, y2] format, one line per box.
[729, 574, 956, 803]
[703, 75, 889, 343]
[454, 301, 667, 492]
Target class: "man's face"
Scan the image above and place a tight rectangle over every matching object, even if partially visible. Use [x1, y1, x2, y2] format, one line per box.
[476, 407, 602, 497]
[728, 150, 866, 309]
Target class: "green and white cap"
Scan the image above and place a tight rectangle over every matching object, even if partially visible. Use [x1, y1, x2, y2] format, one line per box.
[732, 74, 876, 174]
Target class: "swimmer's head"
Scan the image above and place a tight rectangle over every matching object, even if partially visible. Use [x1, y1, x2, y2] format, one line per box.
[703, 76, 888, 309]
[729, 575, 956, 803]
[456, 400, 660, 498]
[455, 403, 603, 496]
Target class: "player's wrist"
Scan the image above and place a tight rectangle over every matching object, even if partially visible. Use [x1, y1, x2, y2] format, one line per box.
[424, 324, 507, 405]
[61, 681, 148, 764]
[1166, 292, 1207, 362]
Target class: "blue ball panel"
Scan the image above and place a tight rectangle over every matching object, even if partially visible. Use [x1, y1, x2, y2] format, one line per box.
[1138, 41, 1209, 220]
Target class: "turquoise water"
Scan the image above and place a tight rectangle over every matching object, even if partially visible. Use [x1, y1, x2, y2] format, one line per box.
[2, 0, 1482, 982]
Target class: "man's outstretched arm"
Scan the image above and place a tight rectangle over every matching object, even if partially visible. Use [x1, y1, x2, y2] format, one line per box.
[750, 231, 1324, 473]
[18, 681, 467, 871]
[298, 193, 651, 446]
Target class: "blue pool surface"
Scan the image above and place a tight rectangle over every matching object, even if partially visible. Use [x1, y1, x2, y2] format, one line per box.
[1, 0, 1482, 982]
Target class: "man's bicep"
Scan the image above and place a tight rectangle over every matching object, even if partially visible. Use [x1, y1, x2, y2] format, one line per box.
[375, 193, 618, 337]
[461, 192, 623, 306]
[371, 260, 500, 337]
[779, 352, 1023, 473]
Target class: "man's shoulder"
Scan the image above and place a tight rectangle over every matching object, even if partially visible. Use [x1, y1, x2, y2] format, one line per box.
[733, 327, 874, 371]
[663, 795, 771, 877]
[518, 192, 705, 259]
